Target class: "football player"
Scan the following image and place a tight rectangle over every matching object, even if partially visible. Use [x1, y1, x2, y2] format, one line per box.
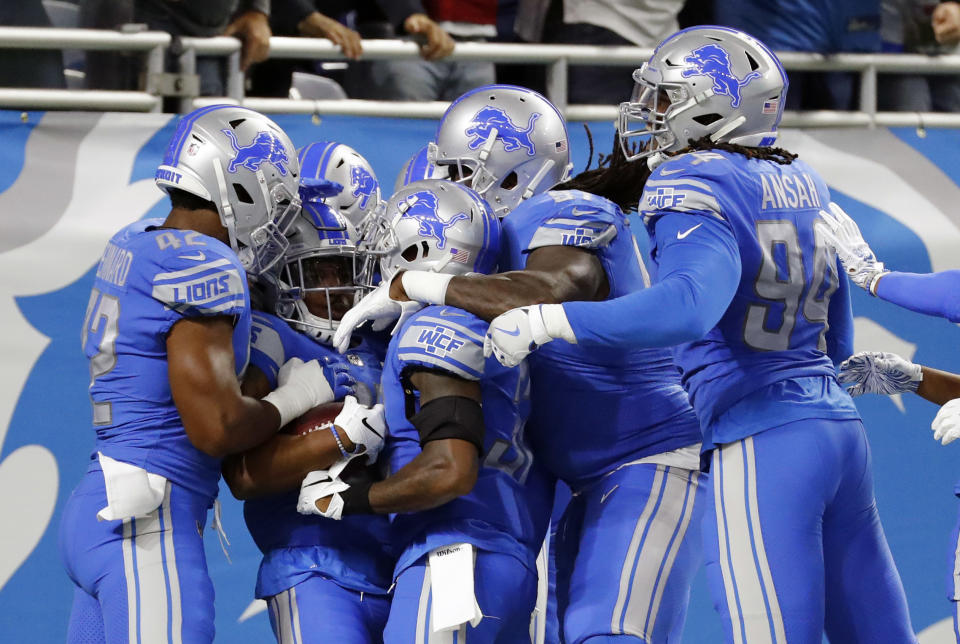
[222, 189, 392, 644]
[300, 179, 556, 643]
[59, 106, 342, 643]
[335, 85, 706, 644]
[483, 28, 917, 643]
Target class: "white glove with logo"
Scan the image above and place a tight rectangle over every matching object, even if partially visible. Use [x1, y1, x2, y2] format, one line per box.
[296, 468, 350, 519]
[932, 399, 960, 445]
[838, 351, 923, 397]
[263, 358, 335, 428]
[483, 304, 576, 367]
[818, 202, 888, 293]
[333, 281, 422, 353]
[334, 395, 386, 465]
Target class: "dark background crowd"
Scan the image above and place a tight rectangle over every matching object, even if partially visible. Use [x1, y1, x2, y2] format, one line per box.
[2, 0, 960, 112]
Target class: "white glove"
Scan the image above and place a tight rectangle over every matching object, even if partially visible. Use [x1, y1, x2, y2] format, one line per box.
[483, 304, 576, 367]
[332, 281, 423, 353]
[838, 351, 922, 397]
[263, 358, 335, 428]
[296, 468, 349, 519]
[932, 399, 960, 445]
[818, 202, 888, 293]
[334, 395, 386, 464]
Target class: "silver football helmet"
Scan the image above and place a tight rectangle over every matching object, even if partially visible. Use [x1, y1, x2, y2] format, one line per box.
[275, 201, 362, 345]
[358, 179, 500, 286]
[298, 141, 381, 228]
[155, 105, 301, 275]
[618, 26, 788, 163]
[429, 84, 572, 218]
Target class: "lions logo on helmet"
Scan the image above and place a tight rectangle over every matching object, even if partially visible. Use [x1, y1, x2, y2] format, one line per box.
[681, 44, 761, 109]
[464, 106, 540, 156]
[222, 129, 291, 175]
[400, 191, 468, 250]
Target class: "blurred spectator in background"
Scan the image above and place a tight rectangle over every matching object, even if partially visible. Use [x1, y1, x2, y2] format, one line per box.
[514, 0, 685, 105]
[249, 0, 360, 97]
[80, 0, 134, 90]
[716, 0, 882, 109]
[352, 1, 489, 101]
[0, 0, 66, 89]
[880, 0, 960, 111]
[135, 0, 271, 96]
[82, 0, 271, 97]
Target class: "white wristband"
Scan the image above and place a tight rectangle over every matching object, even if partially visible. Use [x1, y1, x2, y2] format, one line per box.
[263, 387, 303, 429]
[540, 304, 577, 343]
[401, 270, 454, 305]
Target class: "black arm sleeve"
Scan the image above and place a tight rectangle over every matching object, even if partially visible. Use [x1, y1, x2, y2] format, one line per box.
[411, 396, 485, 455]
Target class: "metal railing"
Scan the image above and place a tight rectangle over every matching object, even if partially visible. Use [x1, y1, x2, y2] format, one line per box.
[3, 26, 960, 127]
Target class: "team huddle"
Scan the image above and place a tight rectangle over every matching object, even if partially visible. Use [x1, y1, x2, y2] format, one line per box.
[60, 24, 960, 644]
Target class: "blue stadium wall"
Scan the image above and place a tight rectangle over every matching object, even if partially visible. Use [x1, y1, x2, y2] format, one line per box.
[0, 110, 958, 642]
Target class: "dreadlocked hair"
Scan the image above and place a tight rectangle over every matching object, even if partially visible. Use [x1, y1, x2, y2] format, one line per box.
[676, 136, 798, 165]
[554, 124, 650, 214]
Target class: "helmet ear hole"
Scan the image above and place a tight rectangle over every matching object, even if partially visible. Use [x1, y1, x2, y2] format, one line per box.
[401, 244, 420, 262]
[692, 113, 723, 126]
[233, 183, 255, 204]
[500, 172, 518, 190]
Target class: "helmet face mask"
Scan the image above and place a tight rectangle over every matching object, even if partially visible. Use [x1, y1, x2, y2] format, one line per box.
[155, 105, 302, 276]
[616, 26, 788, 163]
[274, 202, 363, 344]
[430, 85, 573, 218]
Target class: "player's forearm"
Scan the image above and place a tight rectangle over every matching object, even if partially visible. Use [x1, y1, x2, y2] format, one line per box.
[223, 429, 345, 500]
[191, 396, 282, 458]
[917, 366, 960, 406]
[444, 271, 584, 322]
[366, 441, 478, 513]
[874, 270, 960, 322]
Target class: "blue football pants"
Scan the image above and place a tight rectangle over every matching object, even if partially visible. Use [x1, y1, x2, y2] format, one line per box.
[59, 468, 215, 643]
[556, 463, 705, 644]
[383, 549, 537, 644]
[266, 575, 390, 644]
[704, 418, 916, 644]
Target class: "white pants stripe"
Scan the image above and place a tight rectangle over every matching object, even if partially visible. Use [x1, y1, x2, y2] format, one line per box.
[714, 438, 786, 644]
[617, 467, 700, 639]
[611, 465, 667, 634]
[643, 470, 700, 638]
[120, 482, 182, 644]
[269, 588, 306, 644]
[530, 538, 549, 644]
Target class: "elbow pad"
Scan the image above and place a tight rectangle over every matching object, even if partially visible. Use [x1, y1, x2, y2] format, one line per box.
[411, 396, 485, 454]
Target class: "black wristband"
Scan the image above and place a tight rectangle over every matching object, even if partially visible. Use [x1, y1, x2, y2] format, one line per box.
[340, 477, 374, 515]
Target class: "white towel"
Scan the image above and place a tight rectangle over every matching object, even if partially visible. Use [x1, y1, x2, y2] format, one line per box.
[96, 452, 167, 521]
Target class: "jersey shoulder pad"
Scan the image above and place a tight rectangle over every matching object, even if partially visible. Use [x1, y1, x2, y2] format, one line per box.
[394, 306, 486, 381]
[641, 152, 733, 222]
[145, 230, 247, 318]
[508, 190, 621, 253]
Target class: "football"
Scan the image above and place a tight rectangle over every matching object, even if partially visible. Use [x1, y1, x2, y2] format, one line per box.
[284, 401, 344, 436]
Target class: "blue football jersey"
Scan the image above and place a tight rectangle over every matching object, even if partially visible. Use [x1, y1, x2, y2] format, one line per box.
[242, 312, 395, 597]
[640, 150, 859, 445]
[81, 219, 250, 501]
[500, 190, 701, 489]
[383, 306, 555, 575]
